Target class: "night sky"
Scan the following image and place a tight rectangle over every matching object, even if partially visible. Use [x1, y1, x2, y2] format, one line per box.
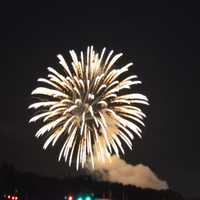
[0, 1, 199, 198]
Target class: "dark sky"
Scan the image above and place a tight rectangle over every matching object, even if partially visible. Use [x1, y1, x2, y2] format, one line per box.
[0, 1, 199, 198]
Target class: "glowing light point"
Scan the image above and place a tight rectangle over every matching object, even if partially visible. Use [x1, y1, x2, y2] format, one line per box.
[68, 195, 73, 200]
[85, 196, 92, 200]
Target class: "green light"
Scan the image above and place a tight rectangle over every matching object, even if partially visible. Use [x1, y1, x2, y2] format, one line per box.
[77, 197, 83, 200]
[85, 196, 91, 200]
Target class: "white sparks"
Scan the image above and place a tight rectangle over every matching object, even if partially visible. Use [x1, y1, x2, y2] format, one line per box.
[29, 46, 149, 169]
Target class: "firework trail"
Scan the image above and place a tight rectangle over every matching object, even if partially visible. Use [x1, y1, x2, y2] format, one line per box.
[29, 46, 149, 170]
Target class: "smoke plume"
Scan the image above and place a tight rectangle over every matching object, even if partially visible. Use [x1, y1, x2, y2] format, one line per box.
[87, 155, 168, 190]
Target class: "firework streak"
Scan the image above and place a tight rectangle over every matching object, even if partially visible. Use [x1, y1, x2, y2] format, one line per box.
[29, 46, 149, 170]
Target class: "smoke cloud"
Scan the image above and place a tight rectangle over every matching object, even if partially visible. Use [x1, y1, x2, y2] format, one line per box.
[87, 155, 168, 190]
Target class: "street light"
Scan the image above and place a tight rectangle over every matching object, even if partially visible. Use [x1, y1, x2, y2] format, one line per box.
[85, 196, 91, 200]
[68, 195, 73, 200]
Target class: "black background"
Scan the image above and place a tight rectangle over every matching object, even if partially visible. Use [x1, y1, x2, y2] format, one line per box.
[0, 1, 199, 198]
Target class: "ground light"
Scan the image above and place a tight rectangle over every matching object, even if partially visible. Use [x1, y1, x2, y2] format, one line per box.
[85, 196, 92, 200]
[68, 195, 73, 200]
[3, 195, 19, 200]
[76, 195, 93, 200]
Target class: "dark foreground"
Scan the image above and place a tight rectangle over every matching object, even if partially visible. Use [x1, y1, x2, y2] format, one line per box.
[0, 163, 198, 200]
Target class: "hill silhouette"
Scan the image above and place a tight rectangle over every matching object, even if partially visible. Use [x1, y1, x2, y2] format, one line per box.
[0, 163, 187, 200]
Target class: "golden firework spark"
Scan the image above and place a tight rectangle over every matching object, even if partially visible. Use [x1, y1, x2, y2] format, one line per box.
[29, 46, 149, 170]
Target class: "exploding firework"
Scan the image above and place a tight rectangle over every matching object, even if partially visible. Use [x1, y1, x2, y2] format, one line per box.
[29, 46, 149, 170]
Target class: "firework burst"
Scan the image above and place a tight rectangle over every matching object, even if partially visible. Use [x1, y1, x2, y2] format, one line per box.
[29, 46, 149, 170]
